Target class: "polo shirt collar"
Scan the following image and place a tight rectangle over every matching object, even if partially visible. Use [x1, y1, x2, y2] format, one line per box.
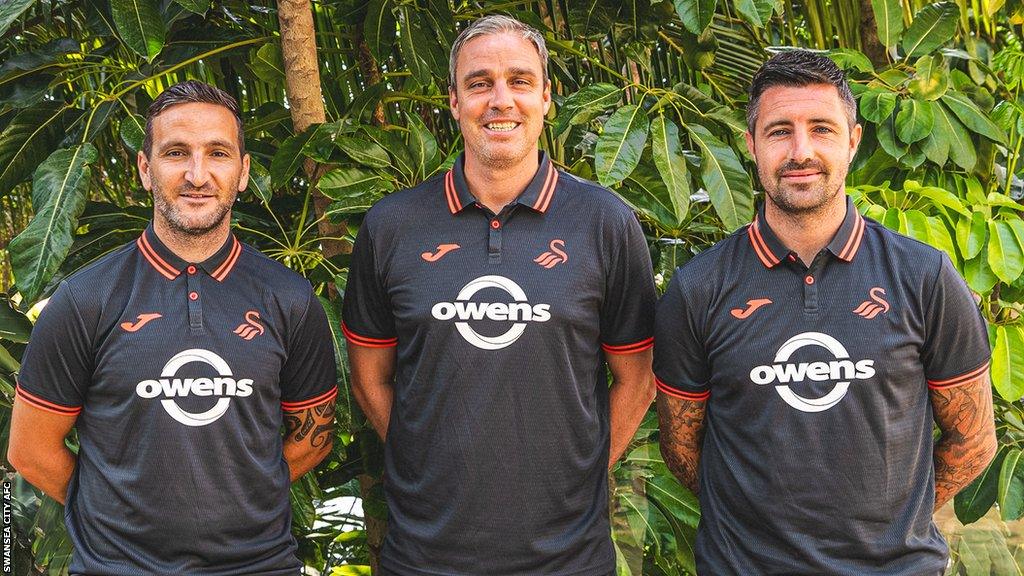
[444, 151, 559, 215]
[137, 223, 242, 282]
[747, 195, 866, 268]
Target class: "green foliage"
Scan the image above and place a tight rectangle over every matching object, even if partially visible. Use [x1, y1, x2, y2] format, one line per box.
[2, 0, 1023, 574]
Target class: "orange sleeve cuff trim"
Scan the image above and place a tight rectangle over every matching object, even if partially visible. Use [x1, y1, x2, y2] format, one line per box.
[602, 337, 654, 355]
[15, 385, 82, 416]
[927, 361, 990, 390]
[655, 376, 709, 401]
[281, 387, 338, 411]
[341, 322, 397, 348]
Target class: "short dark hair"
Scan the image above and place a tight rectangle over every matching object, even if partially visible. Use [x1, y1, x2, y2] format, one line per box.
[747, 50, 857, 134]
[142, 80, 245, 157]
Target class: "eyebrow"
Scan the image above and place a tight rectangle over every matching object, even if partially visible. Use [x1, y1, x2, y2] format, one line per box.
[761, 117, 842, 133]
[461, 67, 539, 85]
[158, 139, 237, 152]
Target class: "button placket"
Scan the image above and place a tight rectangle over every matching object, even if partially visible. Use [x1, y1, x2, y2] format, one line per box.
[186, 267, 204, 334]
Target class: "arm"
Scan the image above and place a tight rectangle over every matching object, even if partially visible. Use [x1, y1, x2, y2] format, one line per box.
[283, 399, 335, 482]
[348, 344, 396, 441]
[656, 392, 706, 495]
[8, 398, 77, 504]
[607, 348, 655, 468]
[931, 370, 997, 511]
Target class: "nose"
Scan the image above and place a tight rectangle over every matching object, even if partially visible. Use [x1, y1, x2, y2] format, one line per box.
[789, 130, 814, 164]
[185, 154, 209, 188]
[488, 81, 514, 111]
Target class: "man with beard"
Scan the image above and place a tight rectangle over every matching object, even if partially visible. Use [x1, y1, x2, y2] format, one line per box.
[9, 81, 338, 575]
[341, 15, 656, 575]
[654, 50, 996, 575]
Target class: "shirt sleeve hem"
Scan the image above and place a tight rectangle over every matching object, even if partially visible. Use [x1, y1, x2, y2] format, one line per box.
[15, 384, 82, 416]
[281, 386, 338, 411]
[655, 376, 709, 401]
[927, 360, 990, 390]
[602, 336, 654, 355]
[341, 322, 397, 348]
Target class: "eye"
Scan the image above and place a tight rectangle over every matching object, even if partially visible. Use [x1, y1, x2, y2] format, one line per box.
[768, 129, 789, 137]
[814, 126, 835, 134]
[469, 81, 488, 89]
[166, 150, 185, 157]
[211, 150, 229, 157]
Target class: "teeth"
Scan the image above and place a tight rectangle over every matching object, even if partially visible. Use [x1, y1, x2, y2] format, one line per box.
[487, 122, 517, 131]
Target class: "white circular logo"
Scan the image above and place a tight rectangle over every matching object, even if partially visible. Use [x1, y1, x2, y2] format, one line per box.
[135, 349, 253, 426]
[431, 275, 551, 350]
[749, 332, 875, 413]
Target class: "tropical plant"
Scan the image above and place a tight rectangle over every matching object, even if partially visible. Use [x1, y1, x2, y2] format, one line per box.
[1, 0, 1022, 574]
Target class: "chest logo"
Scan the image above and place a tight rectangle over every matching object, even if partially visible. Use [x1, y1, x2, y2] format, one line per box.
[233, 310, 265, 340]
[853, 287, 890, 319]
[136, 349, 253, 426]
[422, 244, 461, 262]
[749, 332, 875, 413]
[730, 298, 772, 319]
[534, 239, 568, 269]
[121, 313, 162, 332]
[431, 275, 551, 350]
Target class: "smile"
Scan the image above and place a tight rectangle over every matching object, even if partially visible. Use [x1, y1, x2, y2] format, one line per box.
[485, 122, 519, 132]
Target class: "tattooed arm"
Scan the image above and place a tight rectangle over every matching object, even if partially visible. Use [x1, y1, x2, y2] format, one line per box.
[657, 393, 707, 495]
[283, 399, 335, 482]
[931, 371, 997, 512]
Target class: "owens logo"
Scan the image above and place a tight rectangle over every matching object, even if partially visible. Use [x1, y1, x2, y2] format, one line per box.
[853, 287, 890, 319]
[233, 310, 265, 340]
[431, 275, 551, 350]
[136, 349, 253, 426]
[534, 239, 568, 269]
[750, 332, 875, 413]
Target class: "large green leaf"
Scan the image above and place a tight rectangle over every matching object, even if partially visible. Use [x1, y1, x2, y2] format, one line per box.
[998, 448, 1024, 520]
[399, 7, 430, 86]
[963, 250, 999, 293]
[405, 112, 440, 180]
[920, 114, 950, 167]
[987, 220, 1024, 284]
[650, 116, 691, 224]
[901, 2, 958, 59]
[905, 181, 969, 216]
[334, 137, 391, 169]
[595, 105, 649, 187]
[247, 158, 272, 205]
[895, 99, 933, 144]
[9, 145, 98, 303]
[318, 167, 391, 200]
[955, 211, 988, 259]
[734, 0, 774, 27]
[940, 91, 1008, 145]
[992, 324, 1024, 402]
[554, 83, 621, 136]
[860, 89, 898, 124]
[119, 113, 145, 155]
[955, 446, 1008, 524]
[110, 0, 165, 61]
[932, 101, 976, 170]
[0, 0, 36, 37]
[0, 102, 71, 198]
[908, 55, 949, 101]
[673, 0, 716, 34]
[870, 0, 904, 48]
[876, 115, 908, 159]
[270, 127, 319, 188]
[364, 0, 397, 63]
[0, 298, 32, 343]
[250, 43, 284, 83]
[687, 123, 754, 231]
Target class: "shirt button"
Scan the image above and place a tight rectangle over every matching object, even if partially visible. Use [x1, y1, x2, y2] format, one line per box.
[787, 254, 796, 262]
[189, 291, 199, 301]
[187, 265, 197, 275]
[805, 276, 814, 285]
[490, 220, 500, 229]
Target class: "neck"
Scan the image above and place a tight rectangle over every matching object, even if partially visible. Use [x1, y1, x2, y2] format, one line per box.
[764, 193, 847, 265]
[463, 151, 540, 213]
[153, 218, 231, 263]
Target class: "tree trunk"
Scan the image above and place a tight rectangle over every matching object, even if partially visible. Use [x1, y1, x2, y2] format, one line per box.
[276, 0, 346, 260]
[858, 0, 889, 68]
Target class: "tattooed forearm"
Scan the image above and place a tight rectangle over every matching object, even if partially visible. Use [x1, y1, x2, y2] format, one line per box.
[931, 375, 997, 512]
[657, 394, 707, 495]
[283, 400, 336, 481]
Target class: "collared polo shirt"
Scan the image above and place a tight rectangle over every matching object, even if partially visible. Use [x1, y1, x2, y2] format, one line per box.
[17, 224, 337, 576]
[654, 196, 990, 575]
[342, 152, 656, 576]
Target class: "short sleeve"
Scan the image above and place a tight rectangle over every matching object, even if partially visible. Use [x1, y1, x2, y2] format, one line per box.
[599, 212, 655, 354]
[653, 272, 710, 401]
[279, 291, 339, 410]
[341, 219, 397, 348]
[921, 253, 991, 390]
[16, 282, 91, 415]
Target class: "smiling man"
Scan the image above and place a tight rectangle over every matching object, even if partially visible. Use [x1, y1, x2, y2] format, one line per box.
[341, 15, 656, 576]
[654, 50, 997, 575]
[8, 81, 338, 575]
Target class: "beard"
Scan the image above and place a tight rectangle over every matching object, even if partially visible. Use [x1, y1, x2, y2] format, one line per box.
[151, 179, 236, 237]
[760, 159, 841, 216]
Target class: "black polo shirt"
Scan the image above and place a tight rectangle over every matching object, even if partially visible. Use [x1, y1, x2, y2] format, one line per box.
[17, 224, 337, 576]
[342, 152, 655, 576]
[654, 196, 990, 575]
